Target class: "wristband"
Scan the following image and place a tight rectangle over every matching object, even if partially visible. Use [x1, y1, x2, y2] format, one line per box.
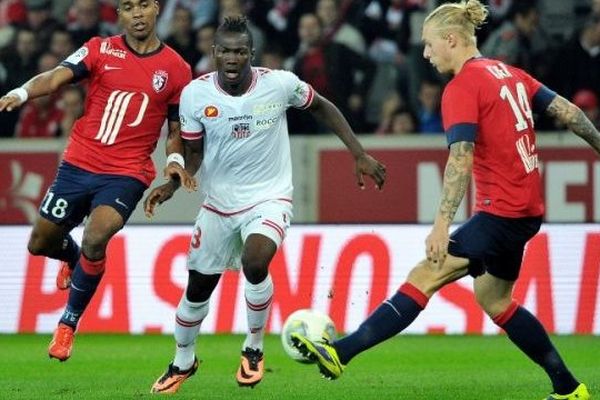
[6, 87, 28, 103]
[166, 153, 185, 169]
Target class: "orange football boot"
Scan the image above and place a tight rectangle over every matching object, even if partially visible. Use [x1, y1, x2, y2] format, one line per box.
[48, 323, 75, 361]
[151, 357, 199, 394]
[236, 347, 264, 387]
[56, 262, 73, 290]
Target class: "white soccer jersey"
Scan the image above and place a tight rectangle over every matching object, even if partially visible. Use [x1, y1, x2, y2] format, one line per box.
[179, 67, 314, 213]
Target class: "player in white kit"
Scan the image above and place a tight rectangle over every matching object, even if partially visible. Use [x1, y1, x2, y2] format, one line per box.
[147, 16, 386, 394]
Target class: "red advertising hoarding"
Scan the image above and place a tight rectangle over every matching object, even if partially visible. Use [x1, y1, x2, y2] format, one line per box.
[0, 152, 59, 224]
[319, 148, 600, 223]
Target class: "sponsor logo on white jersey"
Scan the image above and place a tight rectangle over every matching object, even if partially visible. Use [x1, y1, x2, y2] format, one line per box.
[204, 105, 219, 118]
[256, 117, 278, 129]
[253, 103, 284, 114]
[228, 114, 252, 122]
[231, 123, 251, 139]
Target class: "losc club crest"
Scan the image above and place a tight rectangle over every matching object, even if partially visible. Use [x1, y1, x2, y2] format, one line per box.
[152, 70, 168, 93]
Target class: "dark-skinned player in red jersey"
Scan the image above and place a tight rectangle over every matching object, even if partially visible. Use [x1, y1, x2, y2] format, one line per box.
[292, 1, 600, 399]
[0, 0, 196, 362]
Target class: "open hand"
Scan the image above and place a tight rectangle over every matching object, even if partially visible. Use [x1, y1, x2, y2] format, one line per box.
[144, 182, 177, 218]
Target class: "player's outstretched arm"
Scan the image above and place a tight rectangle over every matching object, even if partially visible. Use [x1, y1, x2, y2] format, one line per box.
[545, 94, 600, 156]
[0, 66, 74, 112]
[308, 92, 386, 190]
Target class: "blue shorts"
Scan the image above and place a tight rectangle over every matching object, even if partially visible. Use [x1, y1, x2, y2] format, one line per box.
[448, 212, 542, 281]
[39, 161, 147, 230]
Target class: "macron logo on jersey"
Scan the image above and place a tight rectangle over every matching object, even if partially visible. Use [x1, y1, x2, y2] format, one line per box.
[204, 106, 219, 118]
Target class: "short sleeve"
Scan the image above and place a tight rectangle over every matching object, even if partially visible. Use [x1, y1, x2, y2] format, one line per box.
[179, 84, 204, 140]
[169, 60, 193, 106]
[276, 70, 315, 109]
[60, 37, 99, 82]
[167, 62, 192, 122]
[442, 81, 479, 145]
[516, 69, 556, 113]
[531, 86, 557, 114]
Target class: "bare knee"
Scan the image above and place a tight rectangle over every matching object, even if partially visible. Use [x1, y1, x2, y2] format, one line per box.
[473, 274, 514, 318]
[27, 232, 49, 256]
[406, 260, 454, 296]
[27, 229, 59, 256]
[27, 217, 66, 256]
[406, 257, 470, 297]
[241, 234, 276, 284]
[186, 271, 220, 303]
[475, 291, 512, 318]
[241, 254, 269, 284]
[406, 261, 439, 296]
[81, 229, 112, 259]
[82, 206, 124, 259]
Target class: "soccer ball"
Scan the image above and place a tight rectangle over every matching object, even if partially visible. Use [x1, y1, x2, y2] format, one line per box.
[281, 309, 336, 363]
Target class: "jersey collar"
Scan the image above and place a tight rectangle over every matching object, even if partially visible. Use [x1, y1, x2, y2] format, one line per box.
[213, 68, 258, 97]
[120, 34, 164, 58]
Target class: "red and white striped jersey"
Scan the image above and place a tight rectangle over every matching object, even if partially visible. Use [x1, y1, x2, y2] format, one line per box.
[180, 68, 314, 213]
[60, 35, 191, 186]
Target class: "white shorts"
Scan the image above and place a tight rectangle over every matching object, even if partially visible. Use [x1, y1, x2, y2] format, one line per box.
[186, 200, 293, 274]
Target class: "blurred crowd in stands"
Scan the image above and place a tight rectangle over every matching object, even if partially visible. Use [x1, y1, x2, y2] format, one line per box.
[0, 0, 598, 138]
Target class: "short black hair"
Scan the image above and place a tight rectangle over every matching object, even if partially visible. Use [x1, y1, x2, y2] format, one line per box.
[216, 16, 254, 49]
[118, 0, 158, 8]
[584, 14, 600, 29]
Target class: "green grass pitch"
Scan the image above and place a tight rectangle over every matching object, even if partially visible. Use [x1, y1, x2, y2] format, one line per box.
[0, 334, 597, 399]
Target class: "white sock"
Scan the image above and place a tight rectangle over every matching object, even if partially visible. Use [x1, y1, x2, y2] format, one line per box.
[242, 274, 273, 352]
[173, 296, 209, 370]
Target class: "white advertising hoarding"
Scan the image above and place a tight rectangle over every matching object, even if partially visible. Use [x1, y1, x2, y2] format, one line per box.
[1, 224, 598, 334]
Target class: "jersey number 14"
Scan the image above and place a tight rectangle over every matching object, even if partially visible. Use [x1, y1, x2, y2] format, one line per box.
[500, 83, 537, 173]
[500, 83, 534, 132]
